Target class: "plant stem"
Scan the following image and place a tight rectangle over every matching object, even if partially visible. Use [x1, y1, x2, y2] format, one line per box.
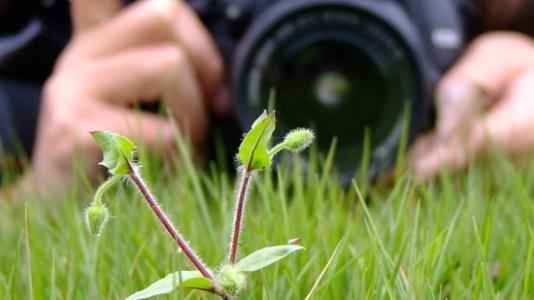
[228, 168, 253, 264]
[127, 162, 215, 280]
[94, 174, 122, 204]
[211, 289, 231, 300]
[267, 141, 287, 158]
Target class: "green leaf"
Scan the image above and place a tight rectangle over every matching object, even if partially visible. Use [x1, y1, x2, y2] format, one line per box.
[238, 111, 276, 170]
[235, 245, 304, 272]
[125, 270, 212, 300]
[91, 131, 136, 175]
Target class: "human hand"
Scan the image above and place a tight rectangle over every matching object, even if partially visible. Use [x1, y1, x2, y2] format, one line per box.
[31, 0, 227, 193]
[407, 32, 534, 178]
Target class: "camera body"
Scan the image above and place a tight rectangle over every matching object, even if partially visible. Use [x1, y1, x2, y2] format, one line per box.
[193, 0, 477, 178]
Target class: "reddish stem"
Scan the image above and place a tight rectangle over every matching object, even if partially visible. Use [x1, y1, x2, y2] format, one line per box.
[228, 169, 253, 264]
[128, 164, 215, 280]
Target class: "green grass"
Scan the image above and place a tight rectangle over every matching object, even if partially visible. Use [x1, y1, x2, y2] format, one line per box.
[1, 141, 534, 299]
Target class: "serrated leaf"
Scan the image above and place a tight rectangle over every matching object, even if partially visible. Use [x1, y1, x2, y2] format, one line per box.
[91, 131, 136, 175]
[238, 111, 276, 170]
[235, 245, 304, 272]
[125, 270, 212, 300]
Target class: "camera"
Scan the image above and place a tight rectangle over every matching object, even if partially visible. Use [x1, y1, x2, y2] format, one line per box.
[192, 0, 478, 179]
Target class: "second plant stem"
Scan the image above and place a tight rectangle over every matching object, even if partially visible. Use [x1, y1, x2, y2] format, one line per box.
[127, 162, 215, 280]
[229, 168, 253, 265]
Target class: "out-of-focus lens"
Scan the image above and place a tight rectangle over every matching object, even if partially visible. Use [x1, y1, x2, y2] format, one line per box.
[272, 35, 390, 158]
[235, 5, 426, 177]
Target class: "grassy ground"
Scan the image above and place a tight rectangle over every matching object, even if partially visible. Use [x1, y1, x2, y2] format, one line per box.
[1, 142, 534, 299]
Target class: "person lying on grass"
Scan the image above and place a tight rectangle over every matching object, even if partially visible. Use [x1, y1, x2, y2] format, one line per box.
[1, 0, 534, 201]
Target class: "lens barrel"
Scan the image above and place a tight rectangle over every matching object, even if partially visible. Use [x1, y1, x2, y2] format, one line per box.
[232, 0, 435, 179]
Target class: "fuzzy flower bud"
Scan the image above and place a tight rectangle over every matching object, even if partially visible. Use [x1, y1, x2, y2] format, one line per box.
[217, 265, 247, 297]
[85, 201, 109, 236]
[282, 128, 315, 152]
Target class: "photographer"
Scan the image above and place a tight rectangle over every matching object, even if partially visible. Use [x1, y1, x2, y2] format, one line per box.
[0, 0, 533, 201]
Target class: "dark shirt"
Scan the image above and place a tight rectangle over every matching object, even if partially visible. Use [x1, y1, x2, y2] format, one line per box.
[0, 0, 70, 157]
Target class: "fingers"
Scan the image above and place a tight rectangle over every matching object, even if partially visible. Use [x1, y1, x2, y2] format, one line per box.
[439, 32, 534, 97]
[78, 0, 225, 111]
[434, 32, 534, 140]
[434, 81, 487, 140]
[172, 2, 224, 101]
[161, 50, 209, 148]
[86, 44, 191, 103]
[406, 132, 472, 179]
[99, 107, 176, 153]
[70, 0, 121, 33]
[415, 32, 534, 178]
[88, 44, 209, 146]
[408, 70, 534, 179]
[470, 70, 534, 156]
[407, 108, 505, 179]
[81, 0, 178, 55]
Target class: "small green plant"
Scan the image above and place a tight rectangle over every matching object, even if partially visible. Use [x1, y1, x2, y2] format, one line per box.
[84, 111, 314, 299]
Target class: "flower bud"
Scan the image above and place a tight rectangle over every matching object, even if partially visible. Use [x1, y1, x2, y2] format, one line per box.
[217, 265, 247, 297]
[85, 201, 109, 236]
[282, 128, 315, 152]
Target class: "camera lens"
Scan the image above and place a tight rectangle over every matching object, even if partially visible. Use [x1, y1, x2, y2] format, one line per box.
[233, 1, 431, 178]
[271, 32, 407, 172]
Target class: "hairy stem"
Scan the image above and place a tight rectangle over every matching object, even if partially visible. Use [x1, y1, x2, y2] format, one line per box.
[127, 163, 214, 280]
[93, 174, 122, 204]
[228, 168, 253, 264]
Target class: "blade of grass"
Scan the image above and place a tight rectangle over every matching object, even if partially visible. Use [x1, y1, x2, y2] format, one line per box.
[24, 203, 34, 300]
[49, 248, 56, 300]
[304, 237, 345, 300]
[522, 225, 533, 298]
